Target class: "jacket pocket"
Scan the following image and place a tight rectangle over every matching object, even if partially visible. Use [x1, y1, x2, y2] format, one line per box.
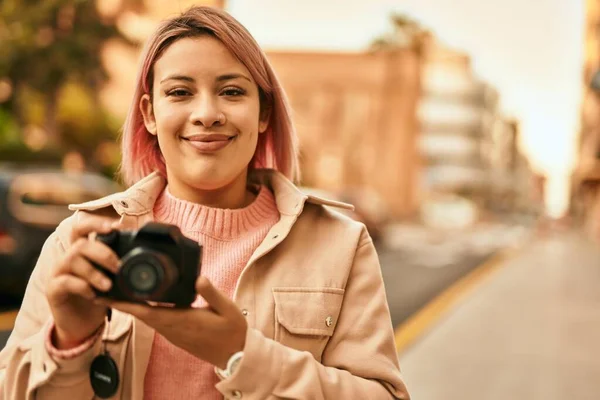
[272, 287, 345, 361]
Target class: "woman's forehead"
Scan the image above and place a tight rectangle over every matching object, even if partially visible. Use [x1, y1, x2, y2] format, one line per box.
[153, 36, 251, 80]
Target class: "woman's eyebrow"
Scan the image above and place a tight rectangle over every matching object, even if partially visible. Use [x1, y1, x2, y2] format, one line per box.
[159, 74, 251, 84]
[160, 75, 195, 84]
[216, 73, 251, 83]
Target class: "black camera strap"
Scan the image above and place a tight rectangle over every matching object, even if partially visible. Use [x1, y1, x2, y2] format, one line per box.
[90, 308, 120, 399]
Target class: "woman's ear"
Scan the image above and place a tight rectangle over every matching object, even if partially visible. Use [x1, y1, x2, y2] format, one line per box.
[140, 94, 157, 135]
[258, 106, 271, 134]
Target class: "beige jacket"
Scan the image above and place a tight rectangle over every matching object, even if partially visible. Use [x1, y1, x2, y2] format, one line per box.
[0, 169, 409, 400]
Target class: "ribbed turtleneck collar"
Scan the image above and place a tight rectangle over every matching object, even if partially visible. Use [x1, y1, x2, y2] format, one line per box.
[153, 185, 279, 241]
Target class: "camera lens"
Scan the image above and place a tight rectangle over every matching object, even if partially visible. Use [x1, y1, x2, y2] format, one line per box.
[118, 247, 177, 301]
[128, 262, 159, 293]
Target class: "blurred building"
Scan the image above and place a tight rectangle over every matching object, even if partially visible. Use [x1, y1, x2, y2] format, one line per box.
[417, 36, 539, 228]
[417, 37, 496, 226]
[266, 50, 422, 219]
[574, 0, 600, 240]
[419, 37, 498, 197]
[487, 119, 541, 217]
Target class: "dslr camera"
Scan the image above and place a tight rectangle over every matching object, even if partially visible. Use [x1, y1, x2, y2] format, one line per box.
[93, 222, 201, 307]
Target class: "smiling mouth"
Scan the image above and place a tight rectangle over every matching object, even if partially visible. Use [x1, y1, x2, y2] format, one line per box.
[181, 135, 236, 153]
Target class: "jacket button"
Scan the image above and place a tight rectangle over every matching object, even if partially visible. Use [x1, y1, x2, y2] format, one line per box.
[241, 309, 249, 317]
[231, 390, 242, 399]
[326, 316, 333, 327]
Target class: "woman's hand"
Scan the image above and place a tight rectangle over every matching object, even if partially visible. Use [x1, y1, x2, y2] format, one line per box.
[46, 216, 120, 349]
[98, 276, 248, 369]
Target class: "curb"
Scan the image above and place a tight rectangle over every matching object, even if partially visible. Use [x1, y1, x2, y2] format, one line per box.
[394, 248, 515, 355]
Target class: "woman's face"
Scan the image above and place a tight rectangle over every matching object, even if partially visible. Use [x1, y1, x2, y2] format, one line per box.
[140, 35, 268, 195]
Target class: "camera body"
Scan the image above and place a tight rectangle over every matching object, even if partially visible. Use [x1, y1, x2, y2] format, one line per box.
[94, 222, 201, 307]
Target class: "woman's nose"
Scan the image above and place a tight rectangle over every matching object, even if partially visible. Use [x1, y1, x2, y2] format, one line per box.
[189, 95, 224, 127]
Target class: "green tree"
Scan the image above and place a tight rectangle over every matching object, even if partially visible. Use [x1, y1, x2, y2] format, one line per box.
[0, 0, 135, 151]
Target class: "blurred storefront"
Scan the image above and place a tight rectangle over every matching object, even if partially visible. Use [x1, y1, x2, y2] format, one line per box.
[574, 0, 600, 240]
[267, 50, 422, 219]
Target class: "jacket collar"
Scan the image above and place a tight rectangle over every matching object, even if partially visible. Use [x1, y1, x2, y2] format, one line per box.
[69, 169, 353, 216]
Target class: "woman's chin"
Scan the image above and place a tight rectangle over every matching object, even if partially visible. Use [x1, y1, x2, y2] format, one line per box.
[166, 153, 249, 191]
[182, 168, 239, 190]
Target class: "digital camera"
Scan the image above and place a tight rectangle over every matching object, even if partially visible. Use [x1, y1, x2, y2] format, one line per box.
[93, 222, 201, 307]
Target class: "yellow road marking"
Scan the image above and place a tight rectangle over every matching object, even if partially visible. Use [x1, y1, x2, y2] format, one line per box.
[394, 249, 514, 355]
[0, 310, 18, 331]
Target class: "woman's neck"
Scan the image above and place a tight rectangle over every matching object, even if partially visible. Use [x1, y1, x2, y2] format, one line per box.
[165, 169, 255, 209]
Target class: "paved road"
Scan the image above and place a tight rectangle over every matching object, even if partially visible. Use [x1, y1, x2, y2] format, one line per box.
[378, 245, 495, 328]
[399, 231, 600, 400]
[377, 222, 529, 327]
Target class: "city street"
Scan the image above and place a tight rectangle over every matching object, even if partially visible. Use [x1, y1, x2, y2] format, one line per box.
[0, 1, 591, 398]
[399, 230, 600, 400]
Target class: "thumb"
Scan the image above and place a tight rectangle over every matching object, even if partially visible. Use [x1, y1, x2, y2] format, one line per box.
[195, 276, 231, 315]
[111, 220, 123, 230]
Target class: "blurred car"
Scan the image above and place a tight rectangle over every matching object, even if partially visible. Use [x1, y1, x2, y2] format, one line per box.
[0, 165, 121, 299]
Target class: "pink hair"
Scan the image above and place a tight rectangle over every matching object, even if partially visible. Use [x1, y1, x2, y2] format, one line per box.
[119, 6, 299, 186]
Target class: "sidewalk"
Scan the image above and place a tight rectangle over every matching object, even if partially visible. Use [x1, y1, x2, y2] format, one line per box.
[399, 231, 600, 400]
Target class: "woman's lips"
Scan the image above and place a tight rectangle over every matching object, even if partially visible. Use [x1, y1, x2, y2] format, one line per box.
[182, 134, 235, 153]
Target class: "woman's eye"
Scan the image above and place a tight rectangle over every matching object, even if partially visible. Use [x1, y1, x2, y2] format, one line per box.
[167, 89, 190, 97]
[221, 88, 245, 97]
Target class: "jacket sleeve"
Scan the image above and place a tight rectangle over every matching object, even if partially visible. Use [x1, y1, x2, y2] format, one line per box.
[0, 224, 103, 400]
[215, 227, 410, 400]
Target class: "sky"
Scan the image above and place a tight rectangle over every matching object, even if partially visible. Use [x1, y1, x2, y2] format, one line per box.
[227, 0, 586, 217]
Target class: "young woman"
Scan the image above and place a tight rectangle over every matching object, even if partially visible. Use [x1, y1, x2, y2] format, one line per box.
[0, 7, 410, 400]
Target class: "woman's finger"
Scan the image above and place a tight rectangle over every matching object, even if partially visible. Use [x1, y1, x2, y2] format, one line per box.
[79, 239, 121, 274]
[70, 216, 116, 243]
[195, 276, 232, 315]
[69, 254, 113, 292]
[50, 274, 97, 301]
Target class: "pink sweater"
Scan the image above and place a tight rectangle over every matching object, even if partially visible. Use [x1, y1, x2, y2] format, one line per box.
[144, 185, 279, 399]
